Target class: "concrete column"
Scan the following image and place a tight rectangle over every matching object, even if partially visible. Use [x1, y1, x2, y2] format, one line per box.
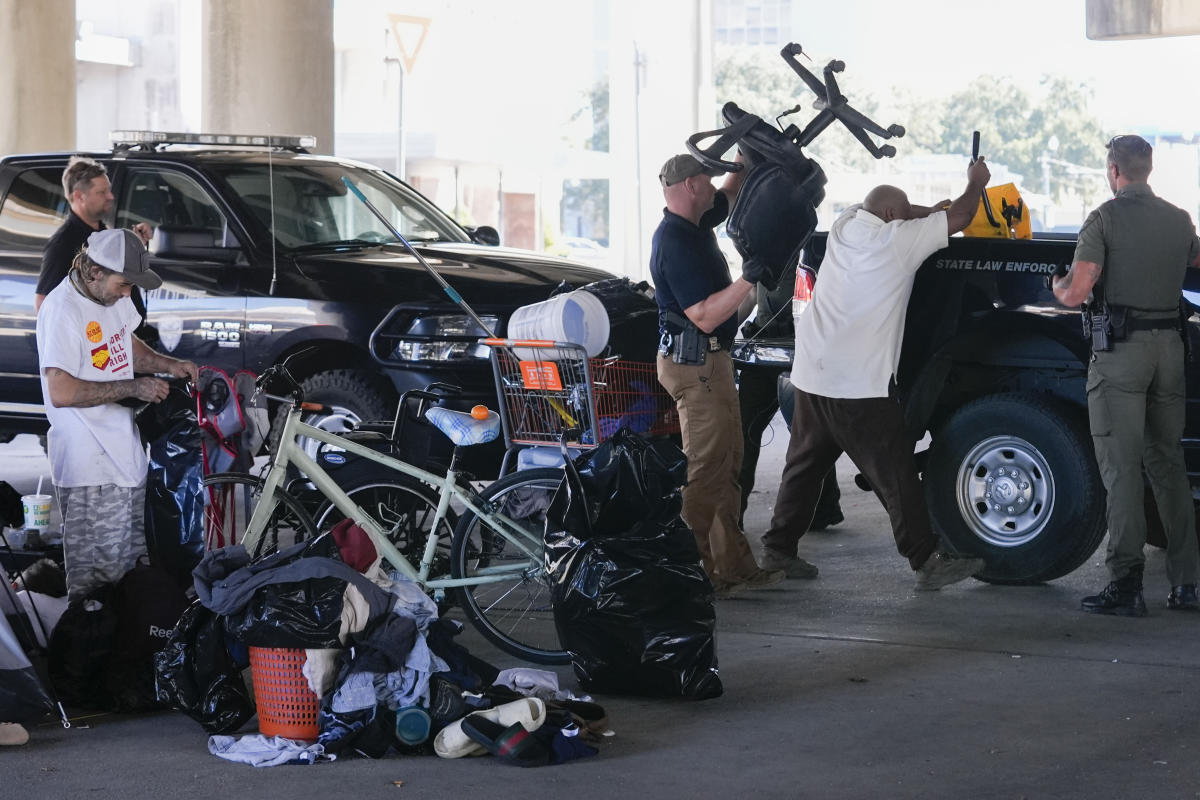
[1086, 0, 1200, 39]
[202, 0, 334, 153]
[0, 0, 76, 155]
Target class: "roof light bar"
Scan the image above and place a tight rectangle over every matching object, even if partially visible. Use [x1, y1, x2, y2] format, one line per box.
[109, 130, 317, 149]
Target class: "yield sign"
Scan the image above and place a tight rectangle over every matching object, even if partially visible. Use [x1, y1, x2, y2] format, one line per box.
[388, 14, 432, 74]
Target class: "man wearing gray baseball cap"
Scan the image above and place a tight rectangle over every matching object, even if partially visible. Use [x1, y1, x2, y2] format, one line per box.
[651, 151, 786, 597]
[35, 228, 198, 603]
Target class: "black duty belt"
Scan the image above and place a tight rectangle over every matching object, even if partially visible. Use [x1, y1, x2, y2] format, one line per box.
[658, 332, 728, 356]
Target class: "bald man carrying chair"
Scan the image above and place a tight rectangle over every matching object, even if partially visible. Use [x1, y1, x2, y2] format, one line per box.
[761, 158, 990, 591]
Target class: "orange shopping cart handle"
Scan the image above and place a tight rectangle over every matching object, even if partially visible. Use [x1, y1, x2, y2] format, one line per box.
[480, 338, 578, 348]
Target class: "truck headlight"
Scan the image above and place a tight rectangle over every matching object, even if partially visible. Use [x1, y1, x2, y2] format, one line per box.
[389, 314, 498, 362]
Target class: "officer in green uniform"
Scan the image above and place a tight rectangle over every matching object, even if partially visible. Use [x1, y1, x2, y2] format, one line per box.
[1052, 134, 1200, 616]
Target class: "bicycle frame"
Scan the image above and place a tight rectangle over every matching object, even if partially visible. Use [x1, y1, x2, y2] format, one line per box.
[242, 404, 547, 592]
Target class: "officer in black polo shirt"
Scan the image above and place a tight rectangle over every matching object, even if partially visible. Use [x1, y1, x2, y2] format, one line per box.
[1053, 134, 1200, 615]
[37, 157, 153, 336]
[651, 152, 784, 597]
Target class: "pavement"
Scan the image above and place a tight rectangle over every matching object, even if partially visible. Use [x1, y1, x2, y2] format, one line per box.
[4, 422, 1200, 799]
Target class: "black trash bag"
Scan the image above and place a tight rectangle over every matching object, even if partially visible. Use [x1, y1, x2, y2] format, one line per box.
[141, 378, 206, 587]
[217, 536, 353, 649]
[546, 429, 722, 700]
[571, 430, 688, 536]
[104, 561, 191, 712]
[224, 576, 346, 649]
[154, 600, 255, 734]
[47, 585, 118, 708]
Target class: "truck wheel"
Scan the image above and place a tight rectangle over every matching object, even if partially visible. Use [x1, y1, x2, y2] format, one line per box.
[298, 370, 395, 462]
[925, 393, 1106, 585]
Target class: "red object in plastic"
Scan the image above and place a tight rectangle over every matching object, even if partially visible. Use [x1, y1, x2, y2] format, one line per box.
[330, 517, 378, 573]
[792, 266, 816, 316]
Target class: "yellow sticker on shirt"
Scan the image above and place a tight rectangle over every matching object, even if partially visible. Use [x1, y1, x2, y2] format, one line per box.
[86, 321, 103, 343]
[91, 345, 111, 370]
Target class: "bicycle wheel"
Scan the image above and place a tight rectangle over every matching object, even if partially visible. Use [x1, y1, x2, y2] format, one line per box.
[314, 475, 456, 577]
[201, 472, 319, 560]
[450, 467, 568, 665]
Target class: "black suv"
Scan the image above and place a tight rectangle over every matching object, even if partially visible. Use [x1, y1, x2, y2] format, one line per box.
[0, 132, 657, 474]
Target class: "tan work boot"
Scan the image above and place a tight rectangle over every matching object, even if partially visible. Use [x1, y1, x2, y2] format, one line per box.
[761, 548, 819, 579]
[914, 551, 984, 591]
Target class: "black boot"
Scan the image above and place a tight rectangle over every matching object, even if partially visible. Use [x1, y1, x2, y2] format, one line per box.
[1081, 569, 1147, 617]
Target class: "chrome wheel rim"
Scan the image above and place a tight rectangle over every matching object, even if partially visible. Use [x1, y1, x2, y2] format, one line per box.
[955, 435, 1055, 547]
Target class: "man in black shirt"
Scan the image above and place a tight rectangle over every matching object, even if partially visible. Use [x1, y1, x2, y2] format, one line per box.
[36, 156, 151, 315]
[652, 152, 784, 597]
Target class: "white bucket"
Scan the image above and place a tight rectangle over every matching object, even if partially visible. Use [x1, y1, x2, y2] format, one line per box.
[22, 494, 52, 532]
[507, 289, 610, 361]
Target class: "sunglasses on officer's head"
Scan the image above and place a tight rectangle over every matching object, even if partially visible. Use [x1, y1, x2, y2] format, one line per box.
[1106, 135, 1149, 154]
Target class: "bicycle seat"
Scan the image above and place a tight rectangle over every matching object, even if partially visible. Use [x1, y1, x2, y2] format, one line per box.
[424, 406, 501, 447]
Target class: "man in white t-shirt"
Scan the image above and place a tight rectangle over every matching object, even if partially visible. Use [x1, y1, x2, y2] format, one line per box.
[36, 228, 198, 602]
[761, 158, 991, 591]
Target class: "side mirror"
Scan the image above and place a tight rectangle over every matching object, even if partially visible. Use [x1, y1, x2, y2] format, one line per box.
[151, 225, 240, 264]
[468, 225, 500, 246]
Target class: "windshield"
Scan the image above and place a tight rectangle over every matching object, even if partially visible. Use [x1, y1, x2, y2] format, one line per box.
[212, 163, 470, 248]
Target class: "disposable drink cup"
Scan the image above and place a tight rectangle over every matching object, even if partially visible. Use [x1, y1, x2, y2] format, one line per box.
[22, 494, 52, 532]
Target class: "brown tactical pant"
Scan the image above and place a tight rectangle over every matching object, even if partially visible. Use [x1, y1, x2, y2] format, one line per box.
[657, 352, 761, 582]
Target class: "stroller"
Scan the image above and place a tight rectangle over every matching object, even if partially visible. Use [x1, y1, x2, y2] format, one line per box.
[684, 42, 906, 291]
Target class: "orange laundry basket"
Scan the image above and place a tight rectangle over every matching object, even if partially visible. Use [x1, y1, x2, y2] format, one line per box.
[248, 646, 320, 741]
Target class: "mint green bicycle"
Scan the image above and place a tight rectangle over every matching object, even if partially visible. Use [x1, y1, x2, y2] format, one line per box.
[201, 362, 568, 665]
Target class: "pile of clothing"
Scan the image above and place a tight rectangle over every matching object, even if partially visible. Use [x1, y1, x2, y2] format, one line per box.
[156, 520, 607, 768]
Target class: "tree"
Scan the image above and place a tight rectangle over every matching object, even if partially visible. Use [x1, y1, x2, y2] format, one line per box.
[937, 75, 1106, 199]
[559, 79, 610, 245]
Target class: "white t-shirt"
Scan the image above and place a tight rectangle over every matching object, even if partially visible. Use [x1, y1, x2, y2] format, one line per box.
[791, 205, 949, 399]
[36, 278, 146, 488]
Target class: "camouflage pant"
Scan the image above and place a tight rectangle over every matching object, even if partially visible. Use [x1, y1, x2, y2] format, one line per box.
[58, 482, 147, 604]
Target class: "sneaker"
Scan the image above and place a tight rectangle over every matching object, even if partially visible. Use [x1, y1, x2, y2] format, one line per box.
[760, 548, 820, 579]
[711, 568, 784, 599]
[741, 567, 786, 589]
[914, 551, 985, 591]
[1166, 584, 1198, 611]
[1081, 580, 1147, 617]
[0, 722, 29, 746]
[711, 578, 748, 599]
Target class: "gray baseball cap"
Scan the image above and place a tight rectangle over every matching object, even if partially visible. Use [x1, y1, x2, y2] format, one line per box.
[659, 153, 726, 187]
[86, 229, 162, 290]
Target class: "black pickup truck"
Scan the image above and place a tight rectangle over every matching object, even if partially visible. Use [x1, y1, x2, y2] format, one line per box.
[735, 231, 1200, 585]
[0, 132, 658, 476]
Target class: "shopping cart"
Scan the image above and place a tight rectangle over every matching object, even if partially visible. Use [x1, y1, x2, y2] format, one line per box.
[484, 338, 679, 472]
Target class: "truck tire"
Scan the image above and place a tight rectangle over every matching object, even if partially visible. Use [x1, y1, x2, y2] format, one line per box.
[925, 392, 1106, 585]
[297, 369, 395, 461]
